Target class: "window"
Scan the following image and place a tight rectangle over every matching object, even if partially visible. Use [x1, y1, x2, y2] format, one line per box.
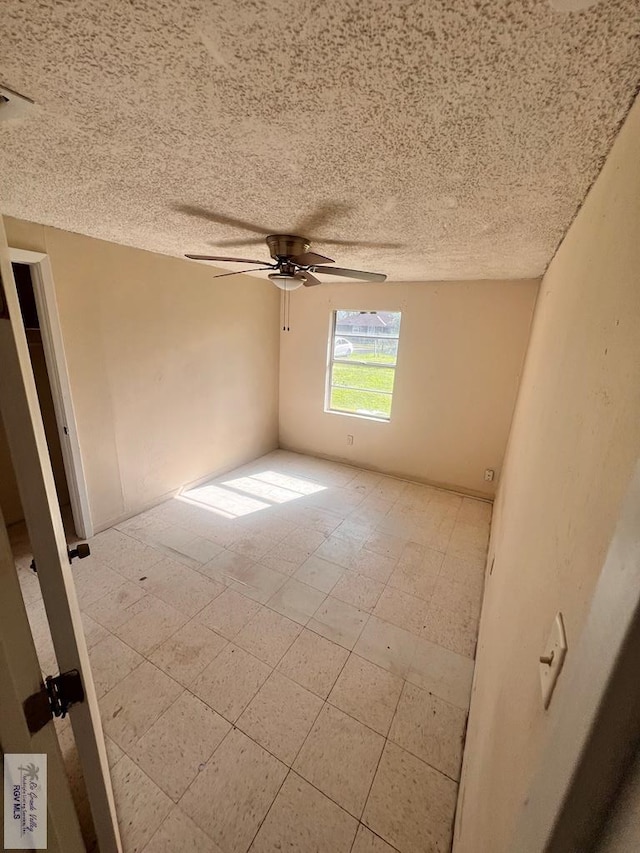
[326, 310, 402, 420]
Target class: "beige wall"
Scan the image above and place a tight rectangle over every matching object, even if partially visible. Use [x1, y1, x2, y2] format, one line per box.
[279, 279, 538, 498]
[3, 218, 280, 530]
[454, 98, 640, 851]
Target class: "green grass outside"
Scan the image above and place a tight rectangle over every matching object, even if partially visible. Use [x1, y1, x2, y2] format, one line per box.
[330, 355, 396, 417]
[330, 387, 392, 417]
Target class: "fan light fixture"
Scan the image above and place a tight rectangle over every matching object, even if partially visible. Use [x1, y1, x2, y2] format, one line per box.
[268, 273, 305, 291]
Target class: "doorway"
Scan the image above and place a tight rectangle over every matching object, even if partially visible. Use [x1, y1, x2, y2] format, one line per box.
[3, 248, 93, 538]
[0, 262, 71, 527]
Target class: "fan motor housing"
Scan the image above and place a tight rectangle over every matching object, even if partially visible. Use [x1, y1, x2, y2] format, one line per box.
[266, 234, 310, 260]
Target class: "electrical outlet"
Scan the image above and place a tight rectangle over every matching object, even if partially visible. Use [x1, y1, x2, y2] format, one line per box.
[484, 468, 495, 482]
[347, 435, 354, 445]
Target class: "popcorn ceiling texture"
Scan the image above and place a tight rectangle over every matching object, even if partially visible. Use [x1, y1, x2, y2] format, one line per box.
[1, 0, 639, 281]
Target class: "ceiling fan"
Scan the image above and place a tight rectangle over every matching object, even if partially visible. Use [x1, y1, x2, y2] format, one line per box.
[185, 234, 387, 290]
[178, 204, 392, 290]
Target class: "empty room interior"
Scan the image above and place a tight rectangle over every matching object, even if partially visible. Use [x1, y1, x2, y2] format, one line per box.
[1, 1, 640, 852]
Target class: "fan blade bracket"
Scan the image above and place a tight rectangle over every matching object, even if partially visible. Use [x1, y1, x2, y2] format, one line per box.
[300, 270, 322, 287]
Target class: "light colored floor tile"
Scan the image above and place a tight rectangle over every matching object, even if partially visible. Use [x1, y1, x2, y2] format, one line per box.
[181, 728, 287, 853]
[177, 534, 225, 565]
[191, 643, 271, 721]
[363, 741, 458, 853]
[277, 628, 349, 698]
[352, 824, 399, 852]
[293, 704, 384, 819]
[131, 691, 230, 801]
[353, 616, 417, 678]
[363, 531, 407, 561]
[330, 573, 385, 613]
[140, 557, 225, 617]
[144, 807, 225, 852]
[446, 521, 489, 567]
[333, 518, 375, 541]
[294, 555, 345, 593]
[229, 529, 280, 559]
[114, 595, 188, 655]
[81, 612, 109, 648]
[196, 588, 262, 639]
[226, 561, 288, 604]
[98, 535, 164, 581]
[315, 534, 363, 568]
[389, 683, 466, 781]
[17, 564, 42, 606]
[86, 581, 147, 630]
[267, 578, 327, 625]
[198, 548, 256, 583]
[110, 755, 173, 853]
[105, 735, 124, 769]
[422, 601, 479, 659]
[430, 574, 483, 616]
[438, 554, 486, 596]
[100, 661, 183, 751]
[280, 527, 327, 556]
[88, 634, 143, 698]
[351, 549, 398, 584]
[328, 655, 403, 736]
[16, 454, 486, 853]
[249, 771, 358, 852]
[138, 523, 202, 565]
[387, 546, 443, 602]
[235, 607, 301, 666]
[407, 637, 475, 710]
[238, 671, 323, 765]
[259, 542, 310, 575]
[406, 506, 458, 553]
[455, 497, 492, 528]
[373, 587, 429, 636]
[307, 597, 369, 650]
[72, 559, 127, 608]
[297, 505, 344, 536]
[148, 618, 228, 687]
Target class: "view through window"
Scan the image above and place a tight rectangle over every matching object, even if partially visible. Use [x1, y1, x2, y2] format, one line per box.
[326, 310, 402, 420]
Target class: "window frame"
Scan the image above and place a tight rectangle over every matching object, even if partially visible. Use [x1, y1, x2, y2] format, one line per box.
[325, 309, 401, 422]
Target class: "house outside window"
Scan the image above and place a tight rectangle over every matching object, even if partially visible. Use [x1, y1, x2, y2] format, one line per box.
[326, 310, 402, 421]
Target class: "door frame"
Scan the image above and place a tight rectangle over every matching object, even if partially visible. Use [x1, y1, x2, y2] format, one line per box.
[9, 248, 93, 538]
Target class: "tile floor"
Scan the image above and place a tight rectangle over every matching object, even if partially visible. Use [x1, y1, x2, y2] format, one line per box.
[11, 451, 491, 853]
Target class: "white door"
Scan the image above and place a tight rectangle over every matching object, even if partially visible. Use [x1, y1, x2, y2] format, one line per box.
[0, 216, 122, 853]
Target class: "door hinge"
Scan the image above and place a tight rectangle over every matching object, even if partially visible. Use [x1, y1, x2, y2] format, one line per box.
[23, 670, 85, 734]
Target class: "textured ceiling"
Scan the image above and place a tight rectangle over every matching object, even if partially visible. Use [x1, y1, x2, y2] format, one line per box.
[1, 0, 639, 281]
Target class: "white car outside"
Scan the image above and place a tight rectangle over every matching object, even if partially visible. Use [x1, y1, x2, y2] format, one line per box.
[334, 337, 354, 358]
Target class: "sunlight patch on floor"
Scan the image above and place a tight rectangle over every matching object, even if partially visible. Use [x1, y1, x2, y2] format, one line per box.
[178, 471, 327, 519]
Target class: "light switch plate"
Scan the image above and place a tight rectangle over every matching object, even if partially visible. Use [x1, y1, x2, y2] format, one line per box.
[540, 612, 567, 709]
